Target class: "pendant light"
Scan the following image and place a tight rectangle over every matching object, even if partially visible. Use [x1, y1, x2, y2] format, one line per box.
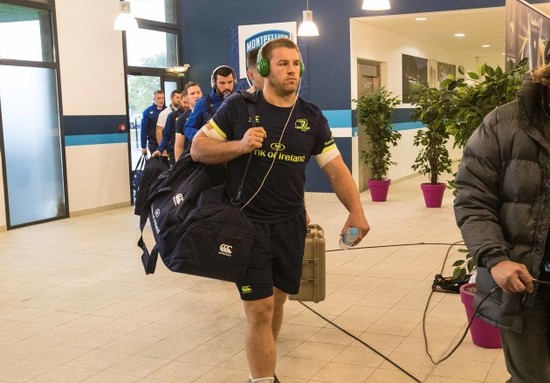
[362, 0, 391, 11]
[114, 1, 138, 31]
[298, 0, 319, 37]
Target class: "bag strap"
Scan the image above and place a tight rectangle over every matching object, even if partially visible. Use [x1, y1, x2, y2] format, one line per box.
[137, 164, 171, 275]
[136, 154, 147, 170]
[231, 92, 259, 205]
[137, 196, 158, 274]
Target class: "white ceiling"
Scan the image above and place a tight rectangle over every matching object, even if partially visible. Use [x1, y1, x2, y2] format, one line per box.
[354, 3, 550, 60]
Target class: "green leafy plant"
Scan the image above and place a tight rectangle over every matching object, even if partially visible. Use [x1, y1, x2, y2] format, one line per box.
[354, 88, 402, 180]
[446, 59, 528, 281]
[451, 247, 475, 284]
[445, 59, 528, 149]
[410, 85, 454, 184]
[409, 59, 528, 187]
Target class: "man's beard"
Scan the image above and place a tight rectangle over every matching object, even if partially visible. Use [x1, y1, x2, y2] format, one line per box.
[217, 89, 232, 99]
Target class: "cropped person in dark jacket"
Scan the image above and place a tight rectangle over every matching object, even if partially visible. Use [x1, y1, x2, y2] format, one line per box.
[454, 64, 550, 383]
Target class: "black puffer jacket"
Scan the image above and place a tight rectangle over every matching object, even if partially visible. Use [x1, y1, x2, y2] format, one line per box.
[454, 80, 550, 333]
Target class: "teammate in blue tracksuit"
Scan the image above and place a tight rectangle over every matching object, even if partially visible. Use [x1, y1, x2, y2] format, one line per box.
[183, 65, 236, 151]
[140, 90, 165, 155]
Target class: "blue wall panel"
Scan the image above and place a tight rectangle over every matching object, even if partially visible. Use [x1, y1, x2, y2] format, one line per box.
[63, 115, 128, 146]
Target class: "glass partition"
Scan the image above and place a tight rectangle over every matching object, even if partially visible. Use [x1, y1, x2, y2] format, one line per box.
[0, 65, 66, 227]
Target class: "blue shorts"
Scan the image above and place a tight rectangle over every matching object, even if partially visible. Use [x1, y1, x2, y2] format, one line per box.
[236, 212, 307, 301]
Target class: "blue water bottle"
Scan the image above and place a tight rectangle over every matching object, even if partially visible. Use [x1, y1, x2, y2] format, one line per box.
[339, 227, 359, 250]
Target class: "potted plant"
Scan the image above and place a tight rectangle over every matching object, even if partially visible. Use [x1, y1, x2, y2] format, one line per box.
[446, 59, 528, 150]
[354, 87, 402, 201]
[410, 84, 453, 207]
[430, 246, 502, 348]
[433, 60, 529, 284]
[450, 61, 526, 348]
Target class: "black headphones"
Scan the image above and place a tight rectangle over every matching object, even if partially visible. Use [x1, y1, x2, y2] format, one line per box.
[210, 65, 236, 88]
[256, 38, 304, 78]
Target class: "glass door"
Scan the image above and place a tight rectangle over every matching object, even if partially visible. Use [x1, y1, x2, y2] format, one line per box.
[357, 60, 381, 191]
[127, 75, 179, 201]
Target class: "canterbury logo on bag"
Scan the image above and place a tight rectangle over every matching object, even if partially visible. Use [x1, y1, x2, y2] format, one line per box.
[172, 193, 184, 205]
[218, 243, 233, 257]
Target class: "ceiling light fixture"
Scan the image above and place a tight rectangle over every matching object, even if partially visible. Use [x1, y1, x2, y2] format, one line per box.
[415, 17, 427, 21]
[454, 33, 466, 37]
[298, 0, 319, 37]
[114, 1, 138, 31]
[168, 64, 190, 77]
[362, 0, 391, 11]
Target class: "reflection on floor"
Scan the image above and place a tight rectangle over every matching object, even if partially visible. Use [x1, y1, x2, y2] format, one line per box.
[0, 174, 509, 382]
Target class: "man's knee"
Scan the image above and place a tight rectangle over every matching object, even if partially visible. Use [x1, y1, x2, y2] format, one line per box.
[244, 297, 274, 325]
[273, 288, 287, 309]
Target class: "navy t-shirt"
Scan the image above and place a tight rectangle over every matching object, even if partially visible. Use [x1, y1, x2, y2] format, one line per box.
[211, 91, 336, 222]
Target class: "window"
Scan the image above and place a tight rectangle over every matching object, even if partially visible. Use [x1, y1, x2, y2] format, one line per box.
[126, 28, 177, 68]
[0, 3, 54, 62]
[131, 0, 176, 24]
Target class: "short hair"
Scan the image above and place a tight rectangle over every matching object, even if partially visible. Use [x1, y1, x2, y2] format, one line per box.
[183, 81, 199, 95]
[170, 89, 181, 98]
[247, 48, 260, 70]
[260, 38, 300, 63]
[212, 66, 235, 82]
[153, 90, 164, 96]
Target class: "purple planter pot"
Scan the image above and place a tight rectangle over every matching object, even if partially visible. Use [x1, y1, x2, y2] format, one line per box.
[459, 283, 502, 348]
[367, 179, 391, 202]
[420, 182, 446, 208]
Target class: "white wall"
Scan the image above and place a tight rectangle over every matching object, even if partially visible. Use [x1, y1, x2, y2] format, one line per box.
[350, 18, 505, 183]
[65, 144, 130, 214]
[56, 0, 130, 214]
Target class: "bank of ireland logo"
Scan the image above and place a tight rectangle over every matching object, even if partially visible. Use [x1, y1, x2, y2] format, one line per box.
[295, 119, 310, 132]
[218, 243, 233, 257]
[248, 115, 260, 126]
[270, 143, 285, 151]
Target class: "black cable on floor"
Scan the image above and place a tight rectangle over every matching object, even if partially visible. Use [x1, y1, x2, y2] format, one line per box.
[421, 240, 469, 365]
[302, 240, 467, 382]
[326, 241, 466, 253]
[299, 300, 423, 383]
[336, 240, 480, 366]
[422, 286, 498, 365]
[305, 241, 549, 379]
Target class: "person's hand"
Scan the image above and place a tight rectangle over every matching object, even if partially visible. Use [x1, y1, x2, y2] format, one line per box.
[240, 127, 267, 153]
[141, 148, 148, 155]
[151, 150, 161, 157]
[341, 213, 370, 246]
[490, 260, 534, 294]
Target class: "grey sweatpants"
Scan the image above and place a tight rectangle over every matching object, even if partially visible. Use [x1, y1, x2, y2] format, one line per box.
[501, 287, 550, 383]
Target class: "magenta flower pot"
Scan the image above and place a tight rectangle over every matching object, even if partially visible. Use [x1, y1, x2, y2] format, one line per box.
[367, 179, 391, 202]
[420, 182, 446, 208]
[459, 283, 502, 348]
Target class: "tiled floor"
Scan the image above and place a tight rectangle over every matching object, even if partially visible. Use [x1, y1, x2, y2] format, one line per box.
[0, 174, 510, 383]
